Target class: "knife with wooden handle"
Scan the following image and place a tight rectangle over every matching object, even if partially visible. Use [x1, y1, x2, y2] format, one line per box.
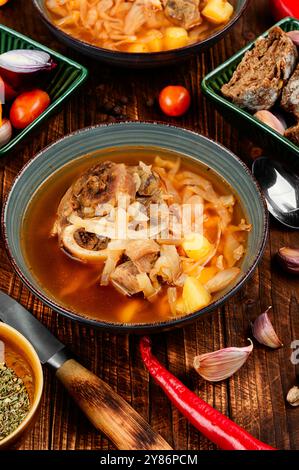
[0, 291, 172, 450]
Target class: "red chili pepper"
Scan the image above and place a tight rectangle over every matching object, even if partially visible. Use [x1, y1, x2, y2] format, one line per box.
[140, 337, 276, 451]
[271, 0, 299, 20]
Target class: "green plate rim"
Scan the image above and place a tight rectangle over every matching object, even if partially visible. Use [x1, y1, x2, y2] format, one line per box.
[201, 17, 299, 156]
[0, 23, 89, 156]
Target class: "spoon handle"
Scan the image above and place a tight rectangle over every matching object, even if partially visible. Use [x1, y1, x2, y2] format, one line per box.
[56, 359, 173, 450]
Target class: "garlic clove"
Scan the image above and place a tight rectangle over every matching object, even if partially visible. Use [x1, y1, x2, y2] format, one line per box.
[0, 118, 12, 148]
[254, 110, 287, 135]
[286, 385, 299, 407]
[276, 247, 299, 275]
[287, 30, 299, 46]
[193, 339, 253, 382]
[252, 306, 283, 349]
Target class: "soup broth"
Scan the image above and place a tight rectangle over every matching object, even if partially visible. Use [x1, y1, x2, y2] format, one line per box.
[22, 148, 250, 324]
[0, 338, 32, 441]
[45, 0, 235, 53]
[0, 340, 34, 401]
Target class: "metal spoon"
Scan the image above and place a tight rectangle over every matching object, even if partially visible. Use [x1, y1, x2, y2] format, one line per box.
[252, 156, 299, 230]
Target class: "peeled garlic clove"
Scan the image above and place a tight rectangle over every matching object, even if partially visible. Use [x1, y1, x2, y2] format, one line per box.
[286, 385, 299, 407]
[287, 31, 299, 46]
[254, 110, 286, 135]
[276, 247, 299, 275]
[252, 306, 283, 349]
[193, 339, 253, 382]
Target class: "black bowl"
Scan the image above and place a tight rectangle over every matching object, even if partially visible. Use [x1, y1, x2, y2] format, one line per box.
[33, 0, 250, 68]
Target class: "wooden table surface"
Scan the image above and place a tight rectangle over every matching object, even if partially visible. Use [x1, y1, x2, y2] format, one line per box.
[0, 0, 298, 451]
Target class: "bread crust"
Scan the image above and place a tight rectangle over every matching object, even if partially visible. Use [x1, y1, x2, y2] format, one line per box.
[221, 27, 298, 112]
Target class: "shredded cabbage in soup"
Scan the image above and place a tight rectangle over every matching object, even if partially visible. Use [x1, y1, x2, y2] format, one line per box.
[46, 0, 234, 52]
[49, 156, 251, 320]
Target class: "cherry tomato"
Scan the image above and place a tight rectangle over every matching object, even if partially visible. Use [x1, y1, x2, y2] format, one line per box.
[159, 85, 191, 117]
[10, 89, 50, 129]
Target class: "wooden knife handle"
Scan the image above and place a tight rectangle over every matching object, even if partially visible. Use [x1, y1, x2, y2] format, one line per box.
[56, 358, 172, 450]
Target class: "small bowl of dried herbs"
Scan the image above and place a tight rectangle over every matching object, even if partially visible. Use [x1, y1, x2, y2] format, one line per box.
[0, 323, 43, 449]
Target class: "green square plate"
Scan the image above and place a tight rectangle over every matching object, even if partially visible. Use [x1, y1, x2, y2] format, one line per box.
[0, 24, 88, 156]
[202, 17, 299, 159]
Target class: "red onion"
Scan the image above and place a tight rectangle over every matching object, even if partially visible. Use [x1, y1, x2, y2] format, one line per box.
[0, 50, 55, 73]
[0, 50, 56, 91]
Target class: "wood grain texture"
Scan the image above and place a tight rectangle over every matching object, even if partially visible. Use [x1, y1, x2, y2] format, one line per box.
[56, 359, 172, 450]
[0, 0, 298, 450]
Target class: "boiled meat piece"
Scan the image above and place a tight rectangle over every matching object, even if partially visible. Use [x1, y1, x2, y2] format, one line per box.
[125, 239, 160, 272]
[136, 162, 161, 196]
[163, 0, 201, 30]
[53, 161, 136, 234]
[71, 161, 136, 216]
[74, 229, 109, 251]
[110, 261, 142, 296]
[53, 160, 164, 263]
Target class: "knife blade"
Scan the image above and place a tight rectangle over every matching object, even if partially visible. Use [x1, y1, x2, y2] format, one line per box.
[0, 291, 172, 450]
[0, 291, 67, 366]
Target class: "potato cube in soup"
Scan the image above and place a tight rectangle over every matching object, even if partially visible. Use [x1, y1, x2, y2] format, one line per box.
[202, 0, 234, 25]
[182, 233, 213, 263]
[182, 277, 211, 313]
[163, 27, 188, 50]
[141, 30, 163, 52]
[175, 297, 186, 315]
[127, 43, 149, 53]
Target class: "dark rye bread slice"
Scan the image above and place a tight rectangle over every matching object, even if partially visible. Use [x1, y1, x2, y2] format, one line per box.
[221, 27, 297, 112]
[281, 63, 299, 119]
[285, 122, 299, 147]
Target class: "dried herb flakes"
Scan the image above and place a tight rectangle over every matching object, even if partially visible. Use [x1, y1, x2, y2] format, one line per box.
[0, 362, 30, 441]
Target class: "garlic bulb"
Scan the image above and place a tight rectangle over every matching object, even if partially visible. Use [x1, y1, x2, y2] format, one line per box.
[193, 339, 253, 382]
[0, 119, 12, 148]
[287, 31, 299, 46]
[276, 247, 299, 275]
[286, 385, 299, 407]
[254, 110, 287, 135]
[252, 306, 283, 349]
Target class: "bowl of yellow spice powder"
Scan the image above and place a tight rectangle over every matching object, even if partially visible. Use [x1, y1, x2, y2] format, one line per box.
[0, 322, 43, 449]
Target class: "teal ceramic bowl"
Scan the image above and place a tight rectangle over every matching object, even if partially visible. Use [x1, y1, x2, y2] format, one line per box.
[2, 122, 268, 333]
